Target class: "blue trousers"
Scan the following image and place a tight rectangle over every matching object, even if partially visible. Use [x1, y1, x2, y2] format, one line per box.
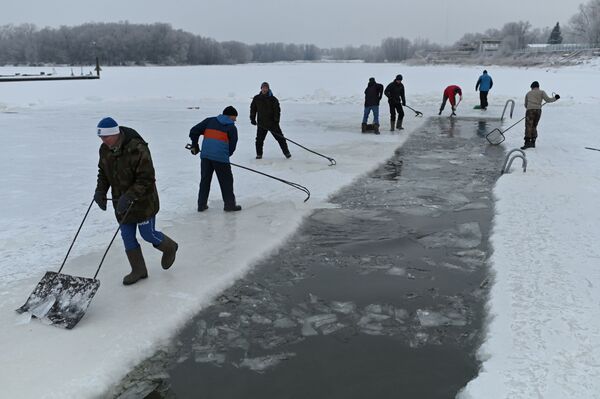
[362, 106, 379, 124]
[120, 216, 164, 251]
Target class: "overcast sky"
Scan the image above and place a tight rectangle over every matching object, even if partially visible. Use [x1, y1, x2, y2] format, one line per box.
[0, 0, 580, 47]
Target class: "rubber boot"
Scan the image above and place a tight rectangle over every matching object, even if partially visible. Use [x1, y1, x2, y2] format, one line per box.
[154, 234, 178, 270]
[361, 123, 367, 133]
[124, 247, 148, 285]
[396, 118, 404, 130]
[374, 123, 380, 135]
[520, 138, 533, 150]
[390, 118, 395, 132]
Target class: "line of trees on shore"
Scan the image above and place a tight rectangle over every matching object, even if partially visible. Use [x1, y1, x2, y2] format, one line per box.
[0, 0, 598, 66]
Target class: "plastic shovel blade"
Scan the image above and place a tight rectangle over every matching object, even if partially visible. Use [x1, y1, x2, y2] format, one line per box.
[486, 128, 505, 145]
[16, 271, 101, 329]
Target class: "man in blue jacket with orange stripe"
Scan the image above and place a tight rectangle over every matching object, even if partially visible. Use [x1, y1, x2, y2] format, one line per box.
[189, 106, 241, 212]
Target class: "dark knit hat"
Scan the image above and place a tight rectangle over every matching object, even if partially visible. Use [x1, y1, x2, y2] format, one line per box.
[223, 106, 238, 116]
[369, 77, 375, 83]
[261, 82, 270, 89]
[530, 81, 540, 89]
[395, 74, 403, 81]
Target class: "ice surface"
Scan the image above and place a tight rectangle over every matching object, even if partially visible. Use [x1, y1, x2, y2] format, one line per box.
[1, 62, 599, 398]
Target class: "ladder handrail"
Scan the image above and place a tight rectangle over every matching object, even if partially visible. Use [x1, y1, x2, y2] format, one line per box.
[502, 151, 527, 174]
[501, 99, 515, 120]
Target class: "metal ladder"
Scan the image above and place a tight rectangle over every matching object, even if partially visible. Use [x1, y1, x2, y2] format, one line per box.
[501, 148, 527, 174]
[500, 99, 515, 120]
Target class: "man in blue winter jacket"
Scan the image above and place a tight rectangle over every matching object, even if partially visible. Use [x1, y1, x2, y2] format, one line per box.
[189, 106, 241, 212]
[475, 70, 493, 110]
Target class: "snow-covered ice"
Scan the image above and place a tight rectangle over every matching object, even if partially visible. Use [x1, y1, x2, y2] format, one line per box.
[0, 60, 599, 398]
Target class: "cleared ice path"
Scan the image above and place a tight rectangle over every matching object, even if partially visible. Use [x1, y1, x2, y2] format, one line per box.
[112, 117, 505, 399]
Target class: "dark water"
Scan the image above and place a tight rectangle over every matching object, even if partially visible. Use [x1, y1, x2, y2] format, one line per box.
[111, 117, 505, 399]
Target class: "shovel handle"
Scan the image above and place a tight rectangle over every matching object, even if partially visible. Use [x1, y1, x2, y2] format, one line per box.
[57, 199, 95, 274]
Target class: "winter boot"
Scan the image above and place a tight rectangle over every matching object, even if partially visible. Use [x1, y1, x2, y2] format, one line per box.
[390, 118, 395, 132]
[520, 138, 533, 150]
[531, 138, 536, 148]
[396, 119, 404, 130]
[224, 204, 242, 212]
[361, 123, 367, 133]
[154, 234, 178, 270]
[123, 247, 148, 285]
[374, 123, 380, 134]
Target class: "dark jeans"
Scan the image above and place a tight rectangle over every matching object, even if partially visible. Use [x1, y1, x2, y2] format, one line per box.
[479, 91, 489, 109]
[524, 109, 542, 139]
[440, 95, 455, 112]
[256, 126, 290, 156]
[388, 102, 404, 122]
[198, 158, 236, 208]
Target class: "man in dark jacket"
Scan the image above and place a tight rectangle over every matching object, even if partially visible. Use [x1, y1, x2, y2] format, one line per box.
[363, 77, 384, 133]
[250, 82, 291, 159]
[384, 74, 406, 131]
[475, 70, 493, 110]
[94, 117, 178, 285]
[189, 106, 241, 212]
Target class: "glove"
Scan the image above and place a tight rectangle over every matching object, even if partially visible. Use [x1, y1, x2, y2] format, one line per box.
[250, 119, 257, 126]
[190, 143, 200, 155]
[555, 94, 560, 100]
[116, 194, 133, 214]
[94, 191, 107, 211]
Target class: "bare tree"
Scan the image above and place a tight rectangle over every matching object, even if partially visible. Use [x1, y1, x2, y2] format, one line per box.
[569, 0, 600, 46]
[381, 37, 413, 61]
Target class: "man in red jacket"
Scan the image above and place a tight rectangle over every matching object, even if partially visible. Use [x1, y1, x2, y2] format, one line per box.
[439, 85, 463, 116]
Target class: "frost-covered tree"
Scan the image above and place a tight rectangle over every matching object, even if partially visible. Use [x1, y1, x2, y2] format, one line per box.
[381, 37, 413, 61]
[569, 0, 600, 46]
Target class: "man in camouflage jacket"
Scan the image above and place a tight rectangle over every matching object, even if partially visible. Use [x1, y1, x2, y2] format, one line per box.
[94, 117, 178, 285]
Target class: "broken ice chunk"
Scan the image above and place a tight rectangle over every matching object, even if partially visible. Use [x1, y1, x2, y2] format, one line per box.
[330, 301, 356, 314]
[273, 317, 296, 329]
[305, 314, 337, 329]
[301, 321, 318, 336]
[237, 353, 296, 373]
[251, 314, 272, 325]
[192, 345, 226, 365]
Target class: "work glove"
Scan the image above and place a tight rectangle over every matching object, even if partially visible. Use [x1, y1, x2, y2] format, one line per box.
[190, 143, 200, 155]
[94, 191, 107, 211]
[554, 94, 560, 100]
[116, 194, 133, 215]
[250, 119, 257, 126]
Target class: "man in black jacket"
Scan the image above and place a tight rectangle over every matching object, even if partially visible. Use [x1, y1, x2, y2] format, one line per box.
[384, 74, 406, 131]
[250, 82, 291, 159]
[362, 77, 384, 134]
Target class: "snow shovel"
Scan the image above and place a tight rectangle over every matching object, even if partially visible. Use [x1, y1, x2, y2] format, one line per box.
[16, 199, 132, 329]
[405, 105, 423, 117]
